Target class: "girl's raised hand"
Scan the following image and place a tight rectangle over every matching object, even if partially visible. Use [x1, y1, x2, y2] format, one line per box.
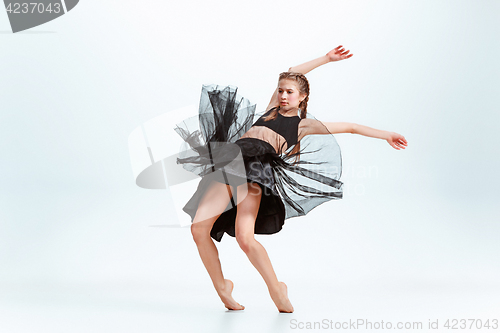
[327, 45, 353, 62]
[386, 132, 408, 150]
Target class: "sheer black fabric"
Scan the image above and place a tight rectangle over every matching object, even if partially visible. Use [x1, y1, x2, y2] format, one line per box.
[174, 84, 343, 242]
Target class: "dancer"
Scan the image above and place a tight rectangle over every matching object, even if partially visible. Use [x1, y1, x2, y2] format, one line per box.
[174, 46, 408, 313]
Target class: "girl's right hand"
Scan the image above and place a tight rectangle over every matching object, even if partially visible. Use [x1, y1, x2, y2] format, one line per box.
[327, 45, 353, 62]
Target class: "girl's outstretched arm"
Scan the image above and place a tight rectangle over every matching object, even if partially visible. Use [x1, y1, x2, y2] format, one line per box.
[266, 46, 353, 110]
[289, 45, 353, 74]
[350, 123, 408, 150]
[302, 120, 408, 150]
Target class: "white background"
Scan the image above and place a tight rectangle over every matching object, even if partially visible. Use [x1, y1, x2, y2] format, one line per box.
[1, 1, 499, 332]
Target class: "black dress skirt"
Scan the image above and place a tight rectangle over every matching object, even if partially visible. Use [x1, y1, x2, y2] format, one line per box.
[174, 84, 343, 242]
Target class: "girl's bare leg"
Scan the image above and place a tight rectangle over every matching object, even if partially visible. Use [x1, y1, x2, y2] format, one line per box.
[234, 182, 294, 313]
[191, 180, 244, 310]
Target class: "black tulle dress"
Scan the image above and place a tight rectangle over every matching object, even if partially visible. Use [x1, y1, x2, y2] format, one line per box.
[174, 85, 343, 242]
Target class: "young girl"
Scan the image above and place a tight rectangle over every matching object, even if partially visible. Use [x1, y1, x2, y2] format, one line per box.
[174, 46, 407, 313]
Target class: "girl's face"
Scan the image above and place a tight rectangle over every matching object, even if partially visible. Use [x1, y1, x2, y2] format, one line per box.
[278, 79, 305, 112]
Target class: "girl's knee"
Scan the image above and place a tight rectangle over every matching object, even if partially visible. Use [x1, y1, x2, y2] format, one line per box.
[236, 232, 256, 253]
[191, 223, 211, 244]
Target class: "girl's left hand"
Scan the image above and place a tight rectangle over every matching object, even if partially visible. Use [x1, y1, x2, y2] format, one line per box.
[327, 45, 353, 62]
[386, 132, 408, 150]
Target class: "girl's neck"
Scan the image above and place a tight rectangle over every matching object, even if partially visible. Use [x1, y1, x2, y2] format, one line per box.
[277, 106, 299, 117]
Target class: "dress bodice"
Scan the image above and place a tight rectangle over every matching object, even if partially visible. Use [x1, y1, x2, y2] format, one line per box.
[251, 108, 301, 148]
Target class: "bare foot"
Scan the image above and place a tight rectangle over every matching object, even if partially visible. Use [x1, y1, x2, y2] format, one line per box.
[270, 282, 294, 313]
[217, 279, 245, 311]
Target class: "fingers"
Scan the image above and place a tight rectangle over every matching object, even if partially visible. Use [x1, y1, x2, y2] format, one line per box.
[335, 46, 347, 54]
[394, 140, 404, 148]
[398, 138, 408, 147]
[338, 48, 353, 58]
[394, 140, 407, 149]
[330, 45, 354, 60]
